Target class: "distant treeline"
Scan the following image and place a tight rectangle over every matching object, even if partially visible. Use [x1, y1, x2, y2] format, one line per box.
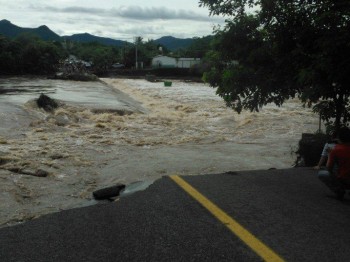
[0, 33, 214, 76]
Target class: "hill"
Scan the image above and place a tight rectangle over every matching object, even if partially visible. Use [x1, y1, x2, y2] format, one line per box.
[63, 33, 129, 47]
[0, 20, 195, 50]
[0, 19, 60, 41]
[154, 36, 193, 51]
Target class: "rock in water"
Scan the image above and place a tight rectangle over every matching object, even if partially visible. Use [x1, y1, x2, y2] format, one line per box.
[37, 94, 58, 112]
[93, 184, 126, 200]
[35, 169, 49, 177]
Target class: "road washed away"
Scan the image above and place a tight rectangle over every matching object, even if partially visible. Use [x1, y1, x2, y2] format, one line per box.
[0, 77, 319, 227]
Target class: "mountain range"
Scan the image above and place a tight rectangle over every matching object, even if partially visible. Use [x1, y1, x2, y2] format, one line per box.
[0, 19, 194, 50]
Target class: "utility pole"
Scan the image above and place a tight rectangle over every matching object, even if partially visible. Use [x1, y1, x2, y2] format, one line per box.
[134, 36, 138, 69]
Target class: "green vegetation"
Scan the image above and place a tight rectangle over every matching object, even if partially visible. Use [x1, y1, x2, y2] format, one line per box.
[0, 31, 214, 76]
[0, 33, 64, 74]
[200, 0, 350, 131]
[174, 36, 214, 58]
[0, 20, 217, 77]
[69, 41, 120, 74]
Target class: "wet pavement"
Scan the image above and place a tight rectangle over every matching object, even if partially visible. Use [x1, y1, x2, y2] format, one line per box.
[1, 168, 350, 262]
[0, 77, 146, 136]
[0, 77, 146, 113]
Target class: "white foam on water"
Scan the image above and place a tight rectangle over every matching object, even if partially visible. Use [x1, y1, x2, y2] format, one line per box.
[0, 77, 320, 228]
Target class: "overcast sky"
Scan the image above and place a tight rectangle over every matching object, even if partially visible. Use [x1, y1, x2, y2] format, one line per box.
[0, 0, 225, 42]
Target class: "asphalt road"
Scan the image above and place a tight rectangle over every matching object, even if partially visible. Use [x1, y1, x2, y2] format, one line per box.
[1, 167, 350, 261]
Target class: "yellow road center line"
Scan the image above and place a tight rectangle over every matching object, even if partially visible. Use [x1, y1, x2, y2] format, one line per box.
[170, 175, 285, 262]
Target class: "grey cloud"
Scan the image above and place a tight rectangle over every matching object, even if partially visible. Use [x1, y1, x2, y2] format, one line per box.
[47, 6, 106, 15]
[113, 6, 209, 21]
[40, 5, 215, 22]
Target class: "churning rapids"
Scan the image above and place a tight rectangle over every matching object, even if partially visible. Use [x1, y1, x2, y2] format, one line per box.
[0, 77, 319, 228]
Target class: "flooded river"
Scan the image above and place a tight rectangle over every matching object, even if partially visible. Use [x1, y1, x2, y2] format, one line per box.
[0, 77, 319, 228]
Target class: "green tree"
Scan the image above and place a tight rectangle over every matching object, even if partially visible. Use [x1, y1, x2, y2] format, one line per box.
[70, 42, 120, 73]
[184, 36, 214, 58]
[0, 34, 64, 75]
[200, 0, 350, 131]
[122, 38, 164, 68]
[0, 36, 17, 74]
[140, 39, 164, 66]
[22, 41, 61, 73]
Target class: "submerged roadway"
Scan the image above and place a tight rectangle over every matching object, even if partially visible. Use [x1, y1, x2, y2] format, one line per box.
[1, 167, 350, 261]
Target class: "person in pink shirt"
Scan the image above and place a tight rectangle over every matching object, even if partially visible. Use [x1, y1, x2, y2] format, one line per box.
[318, 127, 350, 200]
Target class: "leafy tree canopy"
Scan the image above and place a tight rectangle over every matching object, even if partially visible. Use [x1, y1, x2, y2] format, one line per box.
[174, 36, 214, 58]
[0, 33, 64, 75]
[200, 0, 350, 131]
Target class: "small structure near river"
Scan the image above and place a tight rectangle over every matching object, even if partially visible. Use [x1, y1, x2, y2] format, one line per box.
[151, 55, 200, 69]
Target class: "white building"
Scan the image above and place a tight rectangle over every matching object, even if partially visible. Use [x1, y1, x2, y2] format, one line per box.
[176, 58, 201, 69]
[151, 55, 201, 69]
[152, 55, 177, 68]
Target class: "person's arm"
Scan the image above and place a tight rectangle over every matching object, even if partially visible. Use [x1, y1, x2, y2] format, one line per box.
[326, 150, 335, 173]
[314, 143, 329, 169]
[314, 156, 327, 170]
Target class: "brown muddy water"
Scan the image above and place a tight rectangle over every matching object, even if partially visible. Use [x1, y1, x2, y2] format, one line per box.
[0, 77, 319, 228]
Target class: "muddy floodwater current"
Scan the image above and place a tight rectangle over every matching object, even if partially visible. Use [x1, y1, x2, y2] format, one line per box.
[0, 77, 319, 228]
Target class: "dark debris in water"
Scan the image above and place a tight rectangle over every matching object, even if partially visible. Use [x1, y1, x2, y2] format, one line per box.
[36, 94, 58, 112]
[93, 184, 126, 200]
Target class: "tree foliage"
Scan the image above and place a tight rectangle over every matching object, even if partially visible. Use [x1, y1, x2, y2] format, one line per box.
[69, 41, 119, 73]
[0, 32, 216, 76]
[200, 0, 350, 131]
[174, 36, 214, 58]
[0, 33, 64, 74]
